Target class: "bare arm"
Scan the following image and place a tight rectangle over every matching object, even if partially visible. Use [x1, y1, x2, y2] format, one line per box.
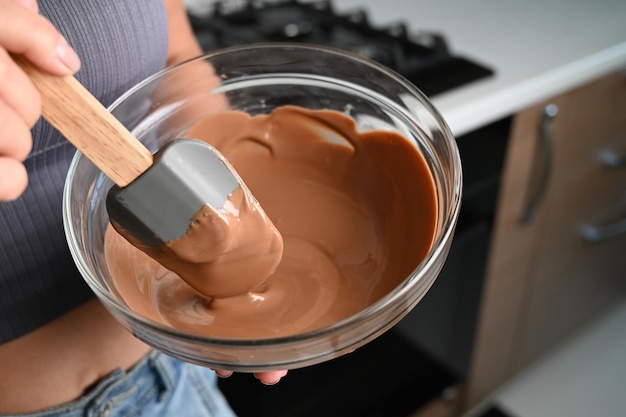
[165, 0, 203, 66]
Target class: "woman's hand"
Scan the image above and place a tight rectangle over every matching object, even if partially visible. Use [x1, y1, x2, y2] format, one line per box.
[214, 369, 289, 385]
[0, 0, 80, 201]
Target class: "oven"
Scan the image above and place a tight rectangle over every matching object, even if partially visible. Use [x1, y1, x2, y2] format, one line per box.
[187, 1, 511, 415]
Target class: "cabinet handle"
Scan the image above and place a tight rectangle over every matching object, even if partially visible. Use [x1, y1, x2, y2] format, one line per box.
[597, 149, 626, 168]
[521, 104, 558, 224]
[581, 196, 626, 243]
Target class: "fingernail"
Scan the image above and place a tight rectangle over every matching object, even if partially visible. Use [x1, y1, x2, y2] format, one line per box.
[56, 38, 81, 73]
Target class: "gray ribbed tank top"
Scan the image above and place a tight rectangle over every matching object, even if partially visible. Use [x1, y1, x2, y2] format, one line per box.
[0, 1, 169, 343]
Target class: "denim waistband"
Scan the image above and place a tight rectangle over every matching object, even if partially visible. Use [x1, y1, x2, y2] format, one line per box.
[87, 350, 178, 417]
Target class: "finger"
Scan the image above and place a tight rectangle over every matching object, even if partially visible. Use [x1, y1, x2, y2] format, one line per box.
[254, 370, 288, 385]
[0, 51, 43, 130]
[0, 156, 28, 201]
[213, 369, 234, 378]
[0, 0, 80, 75]
[0, 98, 34, 161]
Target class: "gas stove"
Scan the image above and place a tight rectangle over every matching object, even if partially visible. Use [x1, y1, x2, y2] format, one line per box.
[188, 0, 493, 97]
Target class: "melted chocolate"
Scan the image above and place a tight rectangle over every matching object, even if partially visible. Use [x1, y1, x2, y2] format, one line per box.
[105, 106, 436, 339]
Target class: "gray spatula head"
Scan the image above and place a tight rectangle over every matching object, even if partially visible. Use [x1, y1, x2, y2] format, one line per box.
[106, 138, 240, 247]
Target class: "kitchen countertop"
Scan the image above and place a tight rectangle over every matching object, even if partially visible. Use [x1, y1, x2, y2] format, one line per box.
[186, 0, 626, 136]
[329, 0, 626, 136]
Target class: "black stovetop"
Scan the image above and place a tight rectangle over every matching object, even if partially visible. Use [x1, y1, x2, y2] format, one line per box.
[189, 0, 493, 97]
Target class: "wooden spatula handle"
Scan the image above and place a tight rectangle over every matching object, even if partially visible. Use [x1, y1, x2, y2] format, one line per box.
[13, 55, 153, 187]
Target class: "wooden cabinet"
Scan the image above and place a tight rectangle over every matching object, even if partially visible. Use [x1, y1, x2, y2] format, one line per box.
[463, 72, 626, 409]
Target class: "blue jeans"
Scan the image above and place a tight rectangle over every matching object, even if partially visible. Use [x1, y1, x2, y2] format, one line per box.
[2, 351, 237, 417]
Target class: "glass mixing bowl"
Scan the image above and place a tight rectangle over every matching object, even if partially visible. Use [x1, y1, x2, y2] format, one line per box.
[63, 44, 462, 372]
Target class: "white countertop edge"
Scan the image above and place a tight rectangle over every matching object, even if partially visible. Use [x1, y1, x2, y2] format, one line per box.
[434, 42, 626, 137]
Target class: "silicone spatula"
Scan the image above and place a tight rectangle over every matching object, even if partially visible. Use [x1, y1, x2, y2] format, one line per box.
[14, 55, 240, 246]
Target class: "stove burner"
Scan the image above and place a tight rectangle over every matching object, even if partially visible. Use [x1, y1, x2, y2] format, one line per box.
[189, 0, 493, 97]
